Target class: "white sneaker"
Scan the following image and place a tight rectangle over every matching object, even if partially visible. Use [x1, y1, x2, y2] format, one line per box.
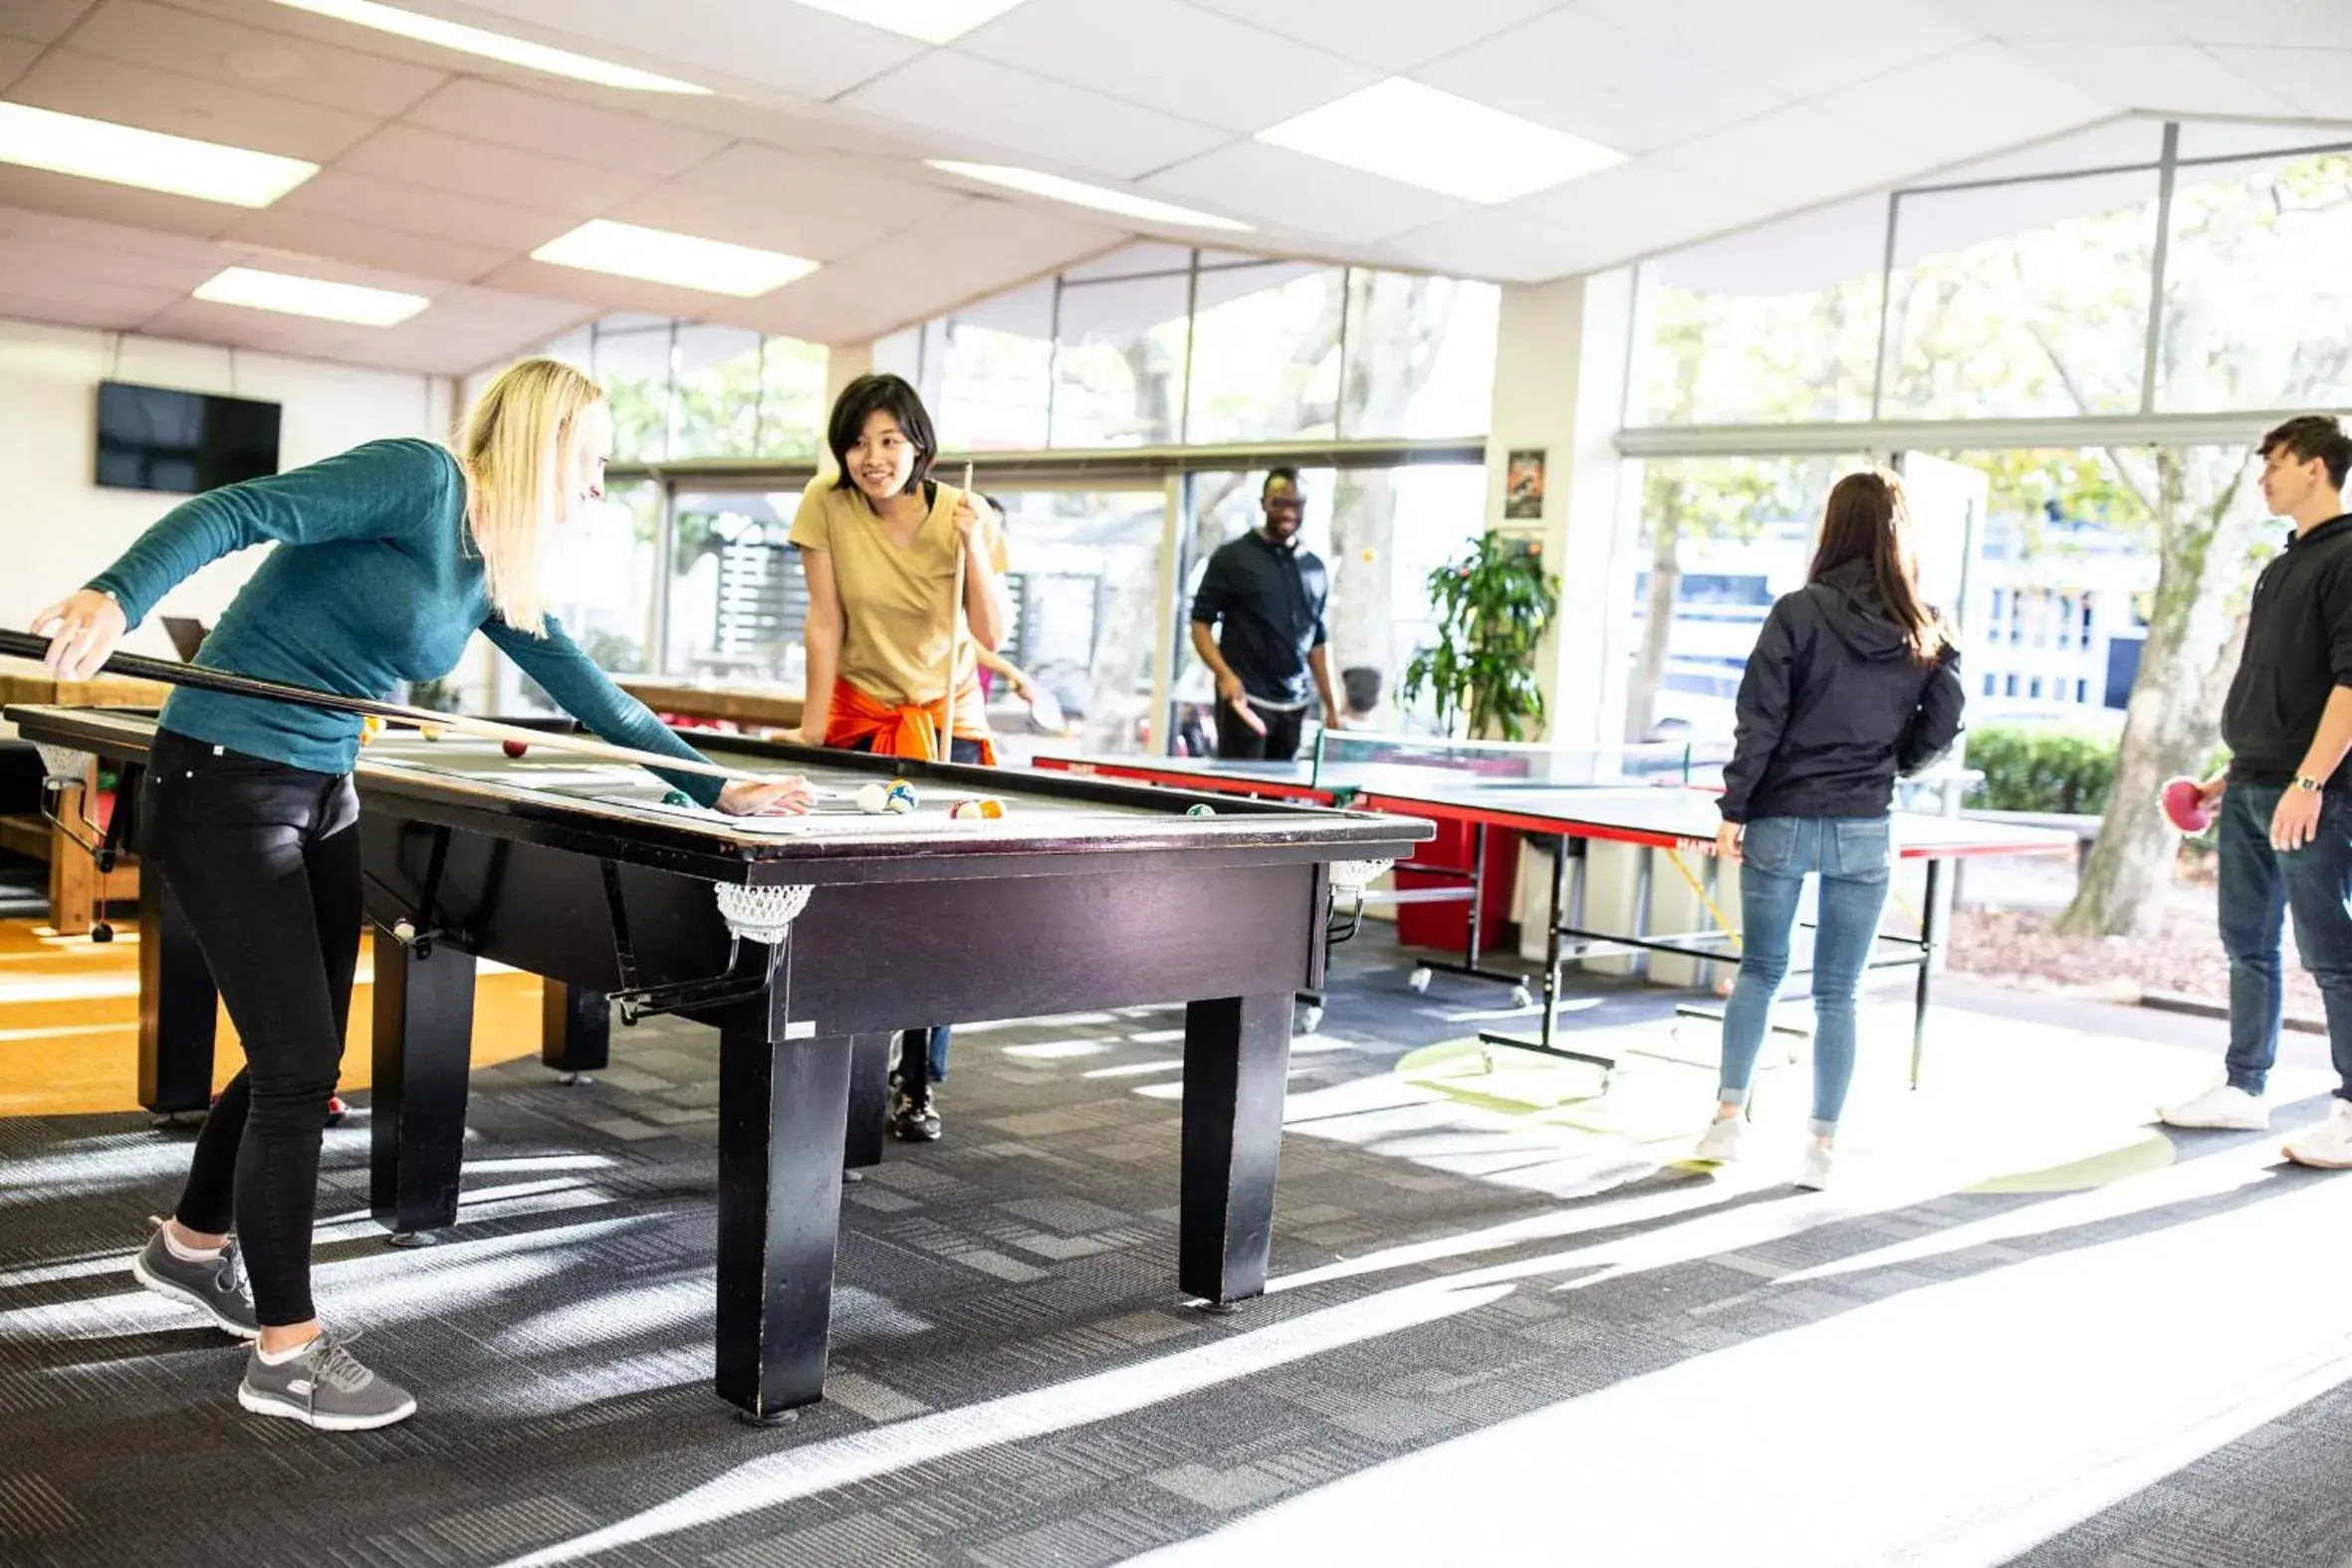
[1694, 1116, 1746, 1163]
[2282, 1100, 2352, 1169]
[2158, 1081, 2269, 1131]
[1796, 1141, 1837, 1191]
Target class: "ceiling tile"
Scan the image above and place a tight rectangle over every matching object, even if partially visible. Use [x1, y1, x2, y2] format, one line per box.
[1652, 103, 1926, 202]
[0, 279, 176, 330]
[1814, 41, 2118, 167]
[400, 79, 728, 179]
[452, 0, 926, 101]
[953, 0, 1377, 134]
[608, 179, 908, 265]
[1414, 6, 1787, 156]
[1920, 0, 2184, 42]
[835, 50, 1229, 181]
[1584, 0, 1979, 99]
[2149, 0, 2352, 48]
[2209, 46, 2352, 116]
[270, 168, 575, 251]
[0, 0, 95, 45]
[335, 122, 661, 216]
[1141, 140, 1464, 243]
[0, 39, 38, 94]
[219, 206, 517, 284]
[1382, 208, 1599, 283]
[1181, 0, 1565, 72]
[0, 162, 245, 239]
[0, 232, 217, 293]
[1512, 158, 1752, 251]
[673, 142, 972, 227]
[67, 0, 446, 117]
[476, 255, 787, 323]
[8, 48, 383, 162]
[2012, 41, 2274, 115]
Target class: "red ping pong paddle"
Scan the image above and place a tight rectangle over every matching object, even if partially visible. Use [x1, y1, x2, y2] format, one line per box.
[2161, 775, 2215, 834]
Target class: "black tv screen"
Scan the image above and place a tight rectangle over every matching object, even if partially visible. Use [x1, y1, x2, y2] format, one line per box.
[94, 380, 282, 495]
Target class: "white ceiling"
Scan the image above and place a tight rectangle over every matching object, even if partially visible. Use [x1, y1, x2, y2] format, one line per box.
[0, 0, 2345, 376]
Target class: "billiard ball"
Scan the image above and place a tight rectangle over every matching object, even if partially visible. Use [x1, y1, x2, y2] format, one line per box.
[660, 788, 694, 807]
[420, 724, 446, 742]
[502, 739, 529, 759]
[1185, 802, 1217, 817]
[359, 715, 384, 746]
[855, 782, 889, 815]
[949, 796, 1005, 820]
[882, 780, 919, 814]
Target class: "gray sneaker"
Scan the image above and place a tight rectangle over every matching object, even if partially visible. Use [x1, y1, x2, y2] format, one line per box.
[238, 1333, 417, 1431]
[131, 1225, 258, 1340]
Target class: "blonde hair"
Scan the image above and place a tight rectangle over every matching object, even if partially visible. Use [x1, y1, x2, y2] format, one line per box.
[455, 356, 604, 636]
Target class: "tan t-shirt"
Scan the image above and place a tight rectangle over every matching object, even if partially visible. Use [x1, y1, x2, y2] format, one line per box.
[790, 476, 1010, 706]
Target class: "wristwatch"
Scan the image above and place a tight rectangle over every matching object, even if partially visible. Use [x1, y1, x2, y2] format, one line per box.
[2295, 774, 2323, 792]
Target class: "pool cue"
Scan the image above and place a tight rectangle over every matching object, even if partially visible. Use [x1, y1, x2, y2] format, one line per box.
[0, 628, 822, 795]
[940, 461, 973, 759]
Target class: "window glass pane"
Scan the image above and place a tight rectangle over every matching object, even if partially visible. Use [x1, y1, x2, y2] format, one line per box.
[671, 325, 764, 458]
[2159, 151, 2352, 411]
[1631, 198, 1885, 425]
[1050, 272, 1190, 447]
[937, 280, 1053, 450]
[982, 489, 1166, 760]
[543, 478, 658, 676]
[592, 325, 673, 462]
[1622, 455, 1872, 743]
[1185, 265, 1344, 444]
[1340, 271, 1499, 438]
[758, 336, 827, 459]
[665, 490, 806, 688]
[1880, 169, 2159, 418]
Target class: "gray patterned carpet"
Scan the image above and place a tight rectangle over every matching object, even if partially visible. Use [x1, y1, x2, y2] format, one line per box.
[2, 942, 2351, 1568]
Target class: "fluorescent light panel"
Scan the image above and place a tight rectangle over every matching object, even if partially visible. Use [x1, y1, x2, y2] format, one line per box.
[193, 267, 431, 327]
[531, 220, 818, 298]
[259, 0, 709, 94]
[926, 161, 1254, 232]
[1257, 79, 1626, 204]
[0, 104, 316, 208]
[788, 0, 1029, 44]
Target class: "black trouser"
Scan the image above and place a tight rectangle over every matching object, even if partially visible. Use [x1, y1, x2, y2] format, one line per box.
[843, 733, 983, 1092]
[1215, 701, 1306, 763]
[147, 731, 360, 1327]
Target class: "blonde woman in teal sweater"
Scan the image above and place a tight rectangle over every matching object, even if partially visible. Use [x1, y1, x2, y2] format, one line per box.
[37, 358, 813, 1431]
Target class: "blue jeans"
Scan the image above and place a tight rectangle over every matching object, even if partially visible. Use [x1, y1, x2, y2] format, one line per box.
[1718, 815, 1893, 1135]
[2218, 782, 2352, 1100]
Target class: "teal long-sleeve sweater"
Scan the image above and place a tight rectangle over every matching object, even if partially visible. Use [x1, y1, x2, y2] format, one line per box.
[87, 438, 724, 807]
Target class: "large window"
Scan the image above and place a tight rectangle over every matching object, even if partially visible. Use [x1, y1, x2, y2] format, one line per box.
[1047, 265, 1190, 448]
[1185, 263, 1344, 445]
[2159, 150, 2352, 413]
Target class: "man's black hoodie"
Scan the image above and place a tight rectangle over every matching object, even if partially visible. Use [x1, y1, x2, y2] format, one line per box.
[1717, 557, 1966, 824]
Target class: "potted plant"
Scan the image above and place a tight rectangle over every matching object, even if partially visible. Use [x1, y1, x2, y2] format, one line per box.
[1401, 533, 1558, 741]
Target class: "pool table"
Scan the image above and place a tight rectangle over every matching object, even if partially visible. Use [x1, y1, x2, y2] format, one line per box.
[7, 705, 1425, 1423]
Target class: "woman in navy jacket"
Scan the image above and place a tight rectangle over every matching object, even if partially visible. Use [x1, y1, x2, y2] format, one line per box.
[1693, 470, 1964, 1188]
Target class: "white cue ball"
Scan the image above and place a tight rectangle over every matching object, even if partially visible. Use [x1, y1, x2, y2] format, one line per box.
[856, 782, 889, 815]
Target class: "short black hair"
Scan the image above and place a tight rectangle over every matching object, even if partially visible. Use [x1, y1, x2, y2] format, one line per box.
[1341, 666, 1382, 712]
[826, 373, 937, 508]
[2260, 414, 2352, 491]
[1262, 466, 1302, 499]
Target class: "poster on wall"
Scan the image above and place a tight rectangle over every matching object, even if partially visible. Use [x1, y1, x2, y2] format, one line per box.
[1504, 449, 1546, 520]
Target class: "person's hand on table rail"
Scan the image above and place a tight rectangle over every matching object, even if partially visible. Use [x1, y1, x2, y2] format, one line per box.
[718, 777, 819, 816]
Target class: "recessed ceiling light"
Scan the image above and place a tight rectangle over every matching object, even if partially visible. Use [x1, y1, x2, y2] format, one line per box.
[0, 104, 317, 207]
[193, 266, 431, 327]
[531, 221, 819, 298]
[258, 0, 710, 94]
[1257, 79, 1626, 204]
[926, 161, 1255, 232]
[787, 0, 1029, 44]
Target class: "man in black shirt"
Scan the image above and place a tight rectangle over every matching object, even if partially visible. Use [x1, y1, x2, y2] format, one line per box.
[2162, 414, 2352, 1168]
[1188, 468, 1345, 761]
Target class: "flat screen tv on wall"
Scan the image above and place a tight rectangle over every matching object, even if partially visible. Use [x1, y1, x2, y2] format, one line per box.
[94, 380, 282, 495]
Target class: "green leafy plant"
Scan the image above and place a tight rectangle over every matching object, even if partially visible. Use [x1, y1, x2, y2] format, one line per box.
[1401, 533, 1558, 741]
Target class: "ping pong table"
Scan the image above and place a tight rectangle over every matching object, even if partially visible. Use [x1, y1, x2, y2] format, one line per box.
[1035, 738, 2077, 1085]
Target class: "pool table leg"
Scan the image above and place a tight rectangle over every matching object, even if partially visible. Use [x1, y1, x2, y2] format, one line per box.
[540, 981, 610, 1081]
[369, 928, 476, 1241]
[715, 993, 852, 1423]
[843, 1032, 892, 1171]
[1179, 991, 1293, 1309]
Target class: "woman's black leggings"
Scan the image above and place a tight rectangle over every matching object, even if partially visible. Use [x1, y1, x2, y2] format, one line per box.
[147, 730, 361, 1327]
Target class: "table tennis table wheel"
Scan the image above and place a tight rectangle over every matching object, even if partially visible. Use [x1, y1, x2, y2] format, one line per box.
[91, 922, 114, 944]
[1509, 984, 1533, 1009]
[1407, 966, 1433, 994]
[1296, 1001, 1324, 1033]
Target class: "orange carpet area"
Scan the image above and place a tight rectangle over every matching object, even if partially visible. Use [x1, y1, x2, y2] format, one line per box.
[0, 918, 548, 1118]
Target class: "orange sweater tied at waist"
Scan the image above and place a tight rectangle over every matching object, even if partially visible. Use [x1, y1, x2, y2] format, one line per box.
[823, 678, 997, 766]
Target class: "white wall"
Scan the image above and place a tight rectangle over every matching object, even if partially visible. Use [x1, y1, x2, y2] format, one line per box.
[0, 320, 454, 661]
